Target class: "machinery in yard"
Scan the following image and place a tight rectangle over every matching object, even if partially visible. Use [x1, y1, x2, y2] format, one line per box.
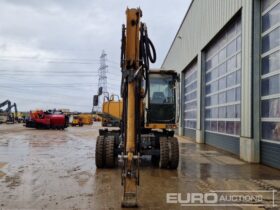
[93, 8, 179, 207]
[25, 110, 69, 129]
[97, 95, 122, 127]
[71, 115, 83, 127]
[16, 112, 29, 123]
[79, 113, 93, 125]
[92, 114, 101, 122]
[0, 100, 18, 124]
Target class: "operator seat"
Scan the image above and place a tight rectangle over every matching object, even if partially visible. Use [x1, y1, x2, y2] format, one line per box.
[152, 92, 165, 104]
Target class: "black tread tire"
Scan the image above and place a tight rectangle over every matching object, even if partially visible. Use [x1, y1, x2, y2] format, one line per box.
[159, 137, 169, 169]
[151, 155, 159, 166]
[105, 136, 116, 168]
[95, 136, 105, 168]
[169, 137, 179, 169]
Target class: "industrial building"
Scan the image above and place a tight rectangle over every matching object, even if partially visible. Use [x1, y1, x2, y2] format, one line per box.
[162, 0, 280, 169]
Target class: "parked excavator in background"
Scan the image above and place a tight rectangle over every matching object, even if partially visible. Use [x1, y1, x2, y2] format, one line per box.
[96, 94, 122, 127]
[78, 113, 93, 125]
[0, 100, 18, 124]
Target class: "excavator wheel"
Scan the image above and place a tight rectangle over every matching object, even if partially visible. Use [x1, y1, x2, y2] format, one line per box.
[169, 137, 179, 169]
[159, 137, 169, 169]
[105, 136, 116, 168]
[95, 135, 105, 168]
[151, 155, 160, 166]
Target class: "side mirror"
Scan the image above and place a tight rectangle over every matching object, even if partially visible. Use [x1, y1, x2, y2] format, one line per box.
[93, 95, 99, 106]
[98, 87, 103, 96]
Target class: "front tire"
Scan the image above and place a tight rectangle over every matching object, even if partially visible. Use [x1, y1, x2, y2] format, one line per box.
[169, 137, 179, 169]
[95, 136, 105, 168]
[159, 137, 169, 169]
[151, 155, 159, 166]
[105, 136, 116, 168]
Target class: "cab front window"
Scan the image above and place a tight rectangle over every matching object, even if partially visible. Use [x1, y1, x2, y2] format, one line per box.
[148, 73, 176, 123]
[149, 74, 175, 105]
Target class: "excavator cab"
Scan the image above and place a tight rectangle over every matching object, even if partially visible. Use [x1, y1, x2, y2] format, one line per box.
[146, 71, 177, 125]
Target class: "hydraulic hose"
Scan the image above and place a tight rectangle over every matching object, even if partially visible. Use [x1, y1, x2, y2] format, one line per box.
[139, 23, 156, 98]
[120, 24, 126, 98]
[119, 21, 157, 151]
[140, 23, 156, 70]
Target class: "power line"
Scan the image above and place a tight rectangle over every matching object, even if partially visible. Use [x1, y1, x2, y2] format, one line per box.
[0, 57, 120, 66]
[0, 83, 120, 88]
[0, 55, 120, 64]
[1, 94, 92, 108]
[0, 69, 121, 76]
[0, 73, 121, 77]
[0, 86, 120, 106]
[0, 75, 121, 84]
[0, 56, 100, 61]
[0, 58, 98, 64]
[0, 74, 121, 79]
[0, 70, 121, 74]
[0, 73, 100, 76]
[0, 88, 95, 100]
[11, 47, 97, 53]
[0, 70, 99, 73]
[0, 78, 120, 88]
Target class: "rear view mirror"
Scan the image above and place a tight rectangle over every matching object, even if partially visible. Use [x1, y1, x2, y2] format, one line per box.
[98, 87, 103, 96]
[93, 95, 99, 106]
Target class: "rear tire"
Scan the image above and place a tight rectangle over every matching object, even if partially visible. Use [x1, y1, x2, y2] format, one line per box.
[151, 155, 159, 166]
[95, 136, 105, 168]
[169, 137, 179, 169]
[105, 136, 116, 168]
[159, 137, 169, 169]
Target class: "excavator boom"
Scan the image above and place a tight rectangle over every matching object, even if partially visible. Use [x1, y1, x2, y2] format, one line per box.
[121, 8, 141, 207]
[0, 100, 11, 112]
[0, 100, 18, 123]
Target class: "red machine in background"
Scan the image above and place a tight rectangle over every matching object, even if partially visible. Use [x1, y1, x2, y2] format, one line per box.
[25, 110, 69, 129]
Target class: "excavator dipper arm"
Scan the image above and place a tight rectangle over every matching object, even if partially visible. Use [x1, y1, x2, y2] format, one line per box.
[120, 8, 156, 208]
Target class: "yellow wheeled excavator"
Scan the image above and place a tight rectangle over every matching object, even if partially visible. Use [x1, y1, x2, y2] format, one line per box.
[93, 8, 179, 207]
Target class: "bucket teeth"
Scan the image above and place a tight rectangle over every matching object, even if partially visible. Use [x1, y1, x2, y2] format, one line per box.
[122, 192, 138, 208]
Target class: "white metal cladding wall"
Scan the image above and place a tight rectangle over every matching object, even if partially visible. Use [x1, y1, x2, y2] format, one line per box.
[183, 62, 198, 135]
[162, 0, 254, 139]
[260, 0, 280, 169]
[162, 0, 243, 71]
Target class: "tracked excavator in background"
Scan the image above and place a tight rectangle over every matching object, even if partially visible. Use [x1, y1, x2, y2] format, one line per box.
[93, 8, 179, 207]
[0, 100, 18, 124]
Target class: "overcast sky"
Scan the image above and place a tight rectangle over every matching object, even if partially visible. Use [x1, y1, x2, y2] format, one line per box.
[0, 0, 191, 112]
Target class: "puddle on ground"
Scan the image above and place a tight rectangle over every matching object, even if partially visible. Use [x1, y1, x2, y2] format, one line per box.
[0, 124, 279, 210]
[4, 175, 21, 188]
[0, 171, 6, 178]
[0, 162, 7, 168]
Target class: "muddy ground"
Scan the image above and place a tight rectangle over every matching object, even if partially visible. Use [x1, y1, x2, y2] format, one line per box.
[0, 124, 279, 210]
